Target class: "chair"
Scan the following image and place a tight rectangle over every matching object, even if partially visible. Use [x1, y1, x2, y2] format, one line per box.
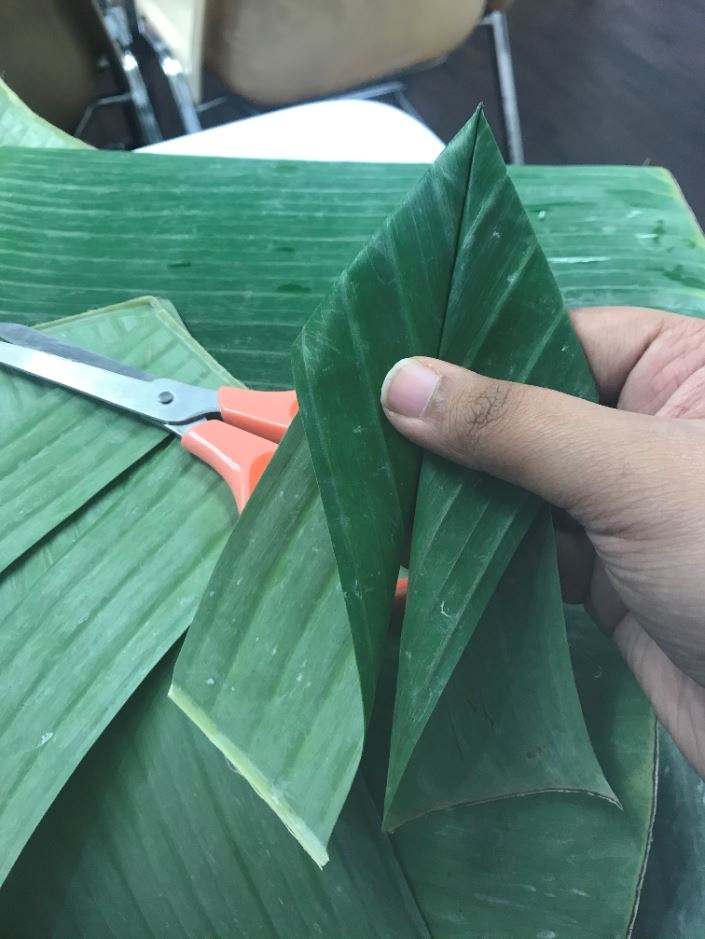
[0, 0, 524, 161]
[137, 0, 525, 162]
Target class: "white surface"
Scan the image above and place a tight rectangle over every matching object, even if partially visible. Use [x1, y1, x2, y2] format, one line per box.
[139, 99, 444, 163]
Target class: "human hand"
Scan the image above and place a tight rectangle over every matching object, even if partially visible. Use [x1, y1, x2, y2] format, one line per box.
[381, 306, 705, 778]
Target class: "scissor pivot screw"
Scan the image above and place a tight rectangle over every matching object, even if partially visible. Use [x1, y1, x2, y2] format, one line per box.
[158, 390, 174, 404]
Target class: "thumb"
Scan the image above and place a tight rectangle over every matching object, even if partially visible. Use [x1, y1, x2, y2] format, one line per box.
[380, 356, 680, 526]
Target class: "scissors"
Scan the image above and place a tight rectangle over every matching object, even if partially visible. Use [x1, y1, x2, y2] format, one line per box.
[0, 322, 298, 512]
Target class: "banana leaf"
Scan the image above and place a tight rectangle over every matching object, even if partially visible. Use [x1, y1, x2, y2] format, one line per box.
[0, 146, 702, 393]
[633, 726, 705, 938]
[0, 95, 703, 934]
[391, 607, 656, 938]
[170, 418, 362, 866]
[0, 650, 430, 939]
[0, 296, 240, 573]
[0, 298, 237, 883]
[173, 111, 616, 869]
[511, 166, 705, 316]
[381, 509, 615, 830]
[0, 77, 89, 150]
[292, 112, 612, 826]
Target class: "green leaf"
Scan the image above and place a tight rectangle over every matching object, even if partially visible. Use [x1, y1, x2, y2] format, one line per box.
[633, 726, 705, 938]
[291, 117, 478, 717]
[383, 509, 615, 831]
[0, 296, 239, 574]
[0, 147, 416, 387]
[171, 123, 486, 863]
[1, 650, 430, 939]
[391, 607, 656, 939]
[511, 166, 705, 315]
[0, 148, 702, 392]
[0, 301, 237, 883]
[0, 77, 88, 149]
[384, 116, 604, 816]
[171, 420, 362, 866]
[292, 109, 608, 830]
[0, 112, 699, 931]
[174, 111, 614, 872]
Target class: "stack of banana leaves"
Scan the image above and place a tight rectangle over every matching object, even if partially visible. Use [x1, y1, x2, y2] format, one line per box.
[0, 78, 703, 938]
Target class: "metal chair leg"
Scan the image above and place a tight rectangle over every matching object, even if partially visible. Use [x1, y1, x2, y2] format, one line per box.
[98, 0, 201, 143]
[482, 10, 525, 165]
[139, 20, 201, 135]
[100, 1, 163, 145]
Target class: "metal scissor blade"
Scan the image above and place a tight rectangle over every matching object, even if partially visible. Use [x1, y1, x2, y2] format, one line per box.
[0, 322, 154, 381]
[0, 341, 219, 427]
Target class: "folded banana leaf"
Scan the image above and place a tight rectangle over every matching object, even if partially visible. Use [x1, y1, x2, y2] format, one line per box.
[293, 112, 614, 827]
[381, 509, 616, 830]
[391, 607, 656, 938]
[173, 110, 617, 870]
[0, 298, 237, 883]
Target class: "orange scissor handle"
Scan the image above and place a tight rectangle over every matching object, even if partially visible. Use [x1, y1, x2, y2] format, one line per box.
[182, 420, 277, 512]
[218, 386, 298, 443]
[394, 576, 409, 607]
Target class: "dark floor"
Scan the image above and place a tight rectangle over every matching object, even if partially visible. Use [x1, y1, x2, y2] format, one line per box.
[405, 0, 705, 225]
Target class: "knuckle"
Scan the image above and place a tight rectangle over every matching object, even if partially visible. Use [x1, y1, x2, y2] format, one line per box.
[442, 379, 517, 464]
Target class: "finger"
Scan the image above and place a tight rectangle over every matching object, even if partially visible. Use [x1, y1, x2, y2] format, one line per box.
[568, 306, 672, 404]
[380, 356, 695, 527]
[569, 306, 705, 410]
[614, 614, 705, 780]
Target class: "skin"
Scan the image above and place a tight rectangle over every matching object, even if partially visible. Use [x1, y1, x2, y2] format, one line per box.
[381, 306, 705, 779]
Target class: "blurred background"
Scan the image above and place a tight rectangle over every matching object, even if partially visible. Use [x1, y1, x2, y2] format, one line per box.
[1, 0, 702, 221]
